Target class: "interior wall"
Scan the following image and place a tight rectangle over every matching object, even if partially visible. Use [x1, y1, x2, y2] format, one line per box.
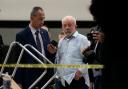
[0, 0, 93, 21]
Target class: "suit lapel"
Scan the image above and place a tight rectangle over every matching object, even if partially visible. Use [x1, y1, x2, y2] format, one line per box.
[40, 30, 47, 53]
[26, 27, 37, 48]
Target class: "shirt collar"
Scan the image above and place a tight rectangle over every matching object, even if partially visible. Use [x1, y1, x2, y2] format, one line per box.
[29, 24, 40, 35]
[64, 31, 79, 40]
[72, 31, 78, 38]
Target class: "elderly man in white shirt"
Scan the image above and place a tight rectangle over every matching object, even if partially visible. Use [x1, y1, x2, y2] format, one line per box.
[55, 16, 90, 89]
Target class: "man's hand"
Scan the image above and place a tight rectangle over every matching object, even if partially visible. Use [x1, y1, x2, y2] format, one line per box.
[92, 31, 105, 43]
[89, 82, 93, 89]
[11, 81, 22, 89]
[81, 46, 90, 53]
[81, 47, 94, 57]
[74, 70, 82, 80]
[47, 44, 57, 54]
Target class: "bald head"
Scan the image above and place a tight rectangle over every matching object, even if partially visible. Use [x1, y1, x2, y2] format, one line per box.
[62, 16, 76, 25]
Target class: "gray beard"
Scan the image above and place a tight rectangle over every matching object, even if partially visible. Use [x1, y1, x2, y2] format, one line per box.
[65, 32, 75, 38]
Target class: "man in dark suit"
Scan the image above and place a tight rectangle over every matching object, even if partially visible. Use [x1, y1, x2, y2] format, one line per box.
[15, 7, 56, 89]
[0, 34, 4, 86]
[0, 34, 4, 62]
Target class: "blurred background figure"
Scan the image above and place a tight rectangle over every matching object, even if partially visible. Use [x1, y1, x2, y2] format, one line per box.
[82, 0, 105, 89]
[42, 25, 52, 39]
[41, 25, 49, 31]
[83, 25, 104, 89]
[58, 31, 65, 41]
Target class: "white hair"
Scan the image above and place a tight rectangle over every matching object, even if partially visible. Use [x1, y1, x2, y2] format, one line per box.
[62, 16, 76, 25]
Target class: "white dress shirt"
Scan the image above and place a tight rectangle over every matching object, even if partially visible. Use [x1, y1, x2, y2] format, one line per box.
[29, 24, 45, 56]
[56, 31, 91, 87]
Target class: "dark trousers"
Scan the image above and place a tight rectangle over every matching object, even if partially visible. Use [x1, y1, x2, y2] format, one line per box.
[94, 76, 102, 89]
[55, 77, 89, 89]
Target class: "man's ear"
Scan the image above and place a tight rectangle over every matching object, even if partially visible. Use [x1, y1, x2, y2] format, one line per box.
[31, 16, 34, 20]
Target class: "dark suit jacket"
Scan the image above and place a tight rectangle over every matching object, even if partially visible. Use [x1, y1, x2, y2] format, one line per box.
[84, 25, 104, 83]
[0, 34, 4, 63]
[15, 26, 55, 89]
[0, 34, 4, 85]
[0, 34, 3, 45]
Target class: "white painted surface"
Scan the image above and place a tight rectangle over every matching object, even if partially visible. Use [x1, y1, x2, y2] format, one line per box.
[0, 0, 93, 21]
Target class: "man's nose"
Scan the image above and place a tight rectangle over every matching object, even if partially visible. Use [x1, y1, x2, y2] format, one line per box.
[65, 26, 69, 30]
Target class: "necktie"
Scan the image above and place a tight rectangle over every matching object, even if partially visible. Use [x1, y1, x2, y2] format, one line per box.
[35, 30, 42, 53]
